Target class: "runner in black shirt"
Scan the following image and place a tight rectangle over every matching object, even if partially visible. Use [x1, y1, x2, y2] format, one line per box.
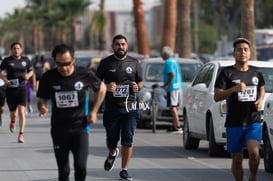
[0, 42, 33, 143]
[37, 44, 106, 181]
[214, 38, 265, 181]
[96, 34, 143, 180]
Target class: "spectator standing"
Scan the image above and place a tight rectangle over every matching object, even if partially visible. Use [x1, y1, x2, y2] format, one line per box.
[161, 46, 183, 133]
[37, 44, 106, 181]
[0, 42, 34, 143]
[214, 38, 265, 181]
[33, 55, 51, 91]
[96, 34, 143, 180]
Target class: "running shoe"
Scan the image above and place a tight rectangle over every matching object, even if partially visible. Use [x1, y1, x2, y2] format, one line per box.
[120, 170, 133, 181]
[18, 133, 24, 143]
[28, 105, 33, 113]
[9, 120, 16, 133]
[104, 148, 119, 171]
[167, 126, 183, 134]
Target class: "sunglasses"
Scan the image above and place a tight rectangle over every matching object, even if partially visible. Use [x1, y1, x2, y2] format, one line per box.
[55, 60, 73, 67]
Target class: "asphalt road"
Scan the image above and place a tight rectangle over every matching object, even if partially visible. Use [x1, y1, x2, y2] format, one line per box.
[0, 95, 272, 181]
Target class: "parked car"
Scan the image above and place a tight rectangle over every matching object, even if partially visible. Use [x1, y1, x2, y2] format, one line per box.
[75, 50, 109, 68]
[138, 57, 203, 128]
[262, 93, 273, 173]
[182, 60, 273, 157]
[256, 44, 273, 61]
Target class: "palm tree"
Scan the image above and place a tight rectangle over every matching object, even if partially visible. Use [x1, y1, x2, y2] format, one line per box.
[57, 0, 90, 48]
[161, 0, 177, 51]
[176, 0, 192, 58]
[240, 0, 256, 60]
[89, 0, 107, 50]
[133, 0, 150, 57]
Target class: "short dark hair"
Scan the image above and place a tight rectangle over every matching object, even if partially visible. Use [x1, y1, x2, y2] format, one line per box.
[10, 42, 22, 49]
[52, 44, 74, 60]
[112, 34, 127, 44]
[233, 37, 251, 49]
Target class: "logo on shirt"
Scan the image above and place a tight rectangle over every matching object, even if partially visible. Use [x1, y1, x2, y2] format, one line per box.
[74, 81, 84, 91]
[109, 69, 116, 72]
[21, 61, 27, 67]
[232, 79, 240, 84]
[126, 66, 133, 74]
[252, 76, 258, 85]
[53, 85, 61, 90]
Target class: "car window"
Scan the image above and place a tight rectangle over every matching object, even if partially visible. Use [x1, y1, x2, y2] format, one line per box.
[143, 61, 202, 83]
[257, 47, 273, 61]
[145, 63, 163, 82]
[181, 63, 202, 82]
[257, 67, 273, 92]
[192, 64, 214, 87]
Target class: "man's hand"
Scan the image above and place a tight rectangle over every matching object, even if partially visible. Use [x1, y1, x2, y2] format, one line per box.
[87, 111, 97, 124]
[39, 105, 48, 117]
[107, 82, 116, 92]
[131, 82, 139, 92]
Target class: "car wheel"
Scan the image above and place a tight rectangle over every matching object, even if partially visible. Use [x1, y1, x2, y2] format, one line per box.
[208, 117, 226, 157]
[183, 113, 200, 149]
[263, 130, 273, 173]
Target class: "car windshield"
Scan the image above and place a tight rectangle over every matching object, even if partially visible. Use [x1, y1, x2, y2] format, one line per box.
[257, 47, 273, 61]
[144, 62, 202, 83]
[258, 67, 273, 92]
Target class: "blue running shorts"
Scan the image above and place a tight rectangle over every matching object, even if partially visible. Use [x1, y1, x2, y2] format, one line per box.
[226, 122, 262, 153]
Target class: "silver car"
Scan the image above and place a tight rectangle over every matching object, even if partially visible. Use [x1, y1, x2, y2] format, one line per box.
[138, 57, 203, 130]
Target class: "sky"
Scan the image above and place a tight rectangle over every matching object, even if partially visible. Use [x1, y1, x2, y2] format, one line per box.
[0, 0, 161, 18]
[0, 0, 26, 18]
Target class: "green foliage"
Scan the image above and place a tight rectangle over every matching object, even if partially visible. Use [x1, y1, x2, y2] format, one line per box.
[197, 24, 217, 53]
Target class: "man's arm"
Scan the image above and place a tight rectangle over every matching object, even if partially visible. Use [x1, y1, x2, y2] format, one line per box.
[37, 98, 48, 117]
[24, 69, 34, 81]
[214, 82, 246, 102]
[88, 82, 106, 124]
[162, 72, 174, 89]
[254, 85, 265, 111]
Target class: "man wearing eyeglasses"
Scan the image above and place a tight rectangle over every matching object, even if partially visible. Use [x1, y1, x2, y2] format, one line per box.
[36, 44, 106, 181]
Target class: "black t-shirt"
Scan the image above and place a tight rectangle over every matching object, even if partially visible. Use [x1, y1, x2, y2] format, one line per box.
[96, 55, 143, 109]
[214, 65, 265, 127]
[34, 61, 43, 80]
[37, 66, 101, 131]
[0, 56, 32, 88]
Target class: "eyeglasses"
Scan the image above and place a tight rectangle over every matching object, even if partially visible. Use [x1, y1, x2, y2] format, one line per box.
[55, 60, 73, 67]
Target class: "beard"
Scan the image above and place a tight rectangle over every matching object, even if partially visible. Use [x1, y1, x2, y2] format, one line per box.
[114, 49, 127, 59]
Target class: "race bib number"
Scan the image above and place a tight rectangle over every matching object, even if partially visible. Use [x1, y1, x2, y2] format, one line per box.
[55, 91, 79, 108]
[238, 86, 257, 102]
[113, 85, 129, 97]
[9, 79, 19, 88]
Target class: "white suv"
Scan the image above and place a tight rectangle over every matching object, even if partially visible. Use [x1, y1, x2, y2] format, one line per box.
[182, 60, 273, 157]
[262, 93, 273, 173]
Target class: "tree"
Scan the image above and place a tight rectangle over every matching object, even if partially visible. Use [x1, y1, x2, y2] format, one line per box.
[176, 0, 191, 58]
[89, 0, 107, 50]
[57, 0, 90, 48]
[133, 0, 150, 57]
[240, 0, 256, 60]
[161, 0, 177, 51]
